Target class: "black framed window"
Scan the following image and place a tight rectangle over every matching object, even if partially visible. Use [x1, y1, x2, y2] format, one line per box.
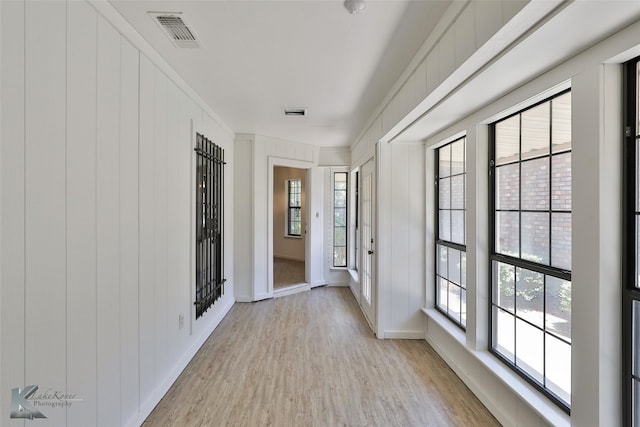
[435, 137, 467, 328]
[334, 172, 348, 267]
[623, 56, 640, 427]
[194, 133, 225, 319]
[489, 90, 572, 411]
[288, 179, 302, 236]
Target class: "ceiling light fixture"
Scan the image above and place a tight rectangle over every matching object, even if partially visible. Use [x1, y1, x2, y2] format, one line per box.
[344, 0, 366, 15]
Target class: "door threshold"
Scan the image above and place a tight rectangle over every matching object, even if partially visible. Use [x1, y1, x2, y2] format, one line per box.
[273, 283, 311, 298]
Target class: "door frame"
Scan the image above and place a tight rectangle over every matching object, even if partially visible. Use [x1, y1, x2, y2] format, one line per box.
[360, 158, 376, 333]
[267, 157, 314, 297]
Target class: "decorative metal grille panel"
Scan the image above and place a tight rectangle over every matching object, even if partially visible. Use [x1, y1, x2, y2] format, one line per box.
[194, 133, 225, 319]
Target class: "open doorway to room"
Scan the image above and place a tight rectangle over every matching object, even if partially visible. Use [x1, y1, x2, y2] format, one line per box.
[273, 166, 307, 290]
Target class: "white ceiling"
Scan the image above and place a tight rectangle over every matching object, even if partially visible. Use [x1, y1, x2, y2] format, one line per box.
[110, 0, 451, 147]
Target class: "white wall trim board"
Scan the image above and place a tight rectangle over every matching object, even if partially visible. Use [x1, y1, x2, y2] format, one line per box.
[383, 331, 425, 340]
[326, 281, 349, 287]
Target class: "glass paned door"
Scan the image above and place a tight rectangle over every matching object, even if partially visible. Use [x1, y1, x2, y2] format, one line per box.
[360, 159, 376, 331]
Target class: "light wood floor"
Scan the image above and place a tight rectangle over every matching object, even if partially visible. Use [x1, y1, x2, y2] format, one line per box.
[143, 287, 500, 426]
[273, 257, 305, 289]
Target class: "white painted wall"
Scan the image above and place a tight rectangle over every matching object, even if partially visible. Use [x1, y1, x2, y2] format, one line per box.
[233, 134, 254, 302]
[0, 2, 235, 426]
[234, 134, 325, 301]
[273, 167, 306, 261]
[376, 142, 426, 339]
[318, 147, 351, 167]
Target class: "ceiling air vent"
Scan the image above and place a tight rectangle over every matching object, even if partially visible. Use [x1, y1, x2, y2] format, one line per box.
[283, 108, 307, 117]
[149, 12, 200, 48]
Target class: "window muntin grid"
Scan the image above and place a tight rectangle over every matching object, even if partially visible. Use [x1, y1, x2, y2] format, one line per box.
[334, 172, 348, 267]
[435, 137, 467, 328]
[490, 90, 572, 412]
[288, 179, 302, 236]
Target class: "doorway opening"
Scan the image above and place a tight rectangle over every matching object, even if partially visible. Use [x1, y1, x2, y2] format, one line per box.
[273, 166, 307, 290]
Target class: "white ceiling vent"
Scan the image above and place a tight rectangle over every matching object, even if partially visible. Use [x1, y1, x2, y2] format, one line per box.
[149, 12, 200, 48]
[283, 108, 307, 117]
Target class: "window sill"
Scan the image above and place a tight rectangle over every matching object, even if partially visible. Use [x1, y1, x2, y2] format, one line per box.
[283, 235, 303, 239]
[421, 308, 570, 427]
[421, 307, 466, 344]
[330, 267, 348, 271]
[347, 269, 359, 283]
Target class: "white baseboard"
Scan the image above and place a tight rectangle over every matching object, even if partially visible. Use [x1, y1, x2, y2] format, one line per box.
[383, 330, 425, 339]
[327, 280, 349, 287]
[254, 292, 271, 301]
[125, 296, 235, 427]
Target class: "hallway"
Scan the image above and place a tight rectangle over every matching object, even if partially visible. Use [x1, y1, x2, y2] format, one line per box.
[143, 288, 498, 426]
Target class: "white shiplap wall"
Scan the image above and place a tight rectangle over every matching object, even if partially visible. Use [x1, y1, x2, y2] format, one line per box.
[376, 142, 426, 339]
[350, 0, 534, 163]
[0, 2, 235, 426]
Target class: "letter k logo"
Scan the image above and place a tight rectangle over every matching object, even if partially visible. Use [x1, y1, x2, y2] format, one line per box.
[10, 385, 46, 419]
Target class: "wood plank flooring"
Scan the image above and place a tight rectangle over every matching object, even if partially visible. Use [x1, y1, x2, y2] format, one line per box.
[143, 287, 499, 426]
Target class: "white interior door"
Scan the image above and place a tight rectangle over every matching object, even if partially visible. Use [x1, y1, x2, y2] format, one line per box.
[360, 159, 376, 331]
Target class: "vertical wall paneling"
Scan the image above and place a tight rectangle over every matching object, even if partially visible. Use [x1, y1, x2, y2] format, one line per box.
[408, 144, 425, 329]
[502, 0, 528, 25]
[377, 143, 426, 338]
[153, 67, 169, 382]
[119, 36, 140, 425]
[475, 1, 502, 49]
[424, 146, 436, 310]
[413, 60, 428, 107]
[138, 54, 156, 403]
[309, 166, 325, 286]
[438, 28, 456, 87]
[177, 91, 194, 343]
[233, 136, 254, 302]
[166, 81, 181, 361]
[377, 142, 390, 338]
[0, 0, 25, 423]
[66, 2, 98, 425]
[390, 146, 410, 330]
[96, 15, 121, 427]
[24, 2, 67, 426]
[454, 2, 475, 67]
[253, 138, 268, 299]
[2, 2, 238, 425]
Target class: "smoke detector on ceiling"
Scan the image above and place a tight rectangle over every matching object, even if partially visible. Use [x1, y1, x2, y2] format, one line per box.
[149, 12, 200, 48]
[344, 0, 366, 15]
